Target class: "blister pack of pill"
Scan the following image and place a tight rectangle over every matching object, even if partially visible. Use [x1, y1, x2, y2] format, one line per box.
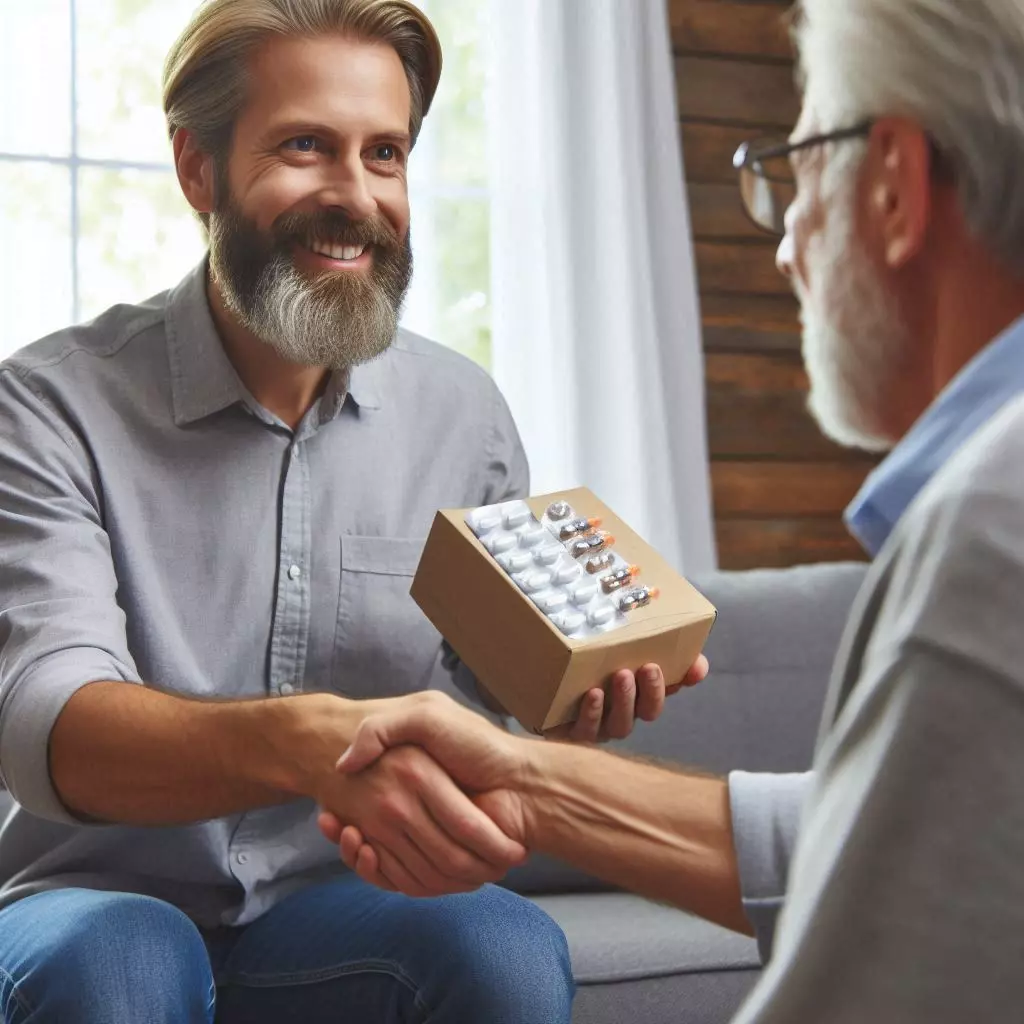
[465, 498, 659, 640]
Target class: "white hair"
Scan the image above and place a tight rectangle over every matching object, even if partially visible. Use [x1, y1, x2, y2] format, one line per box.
[795, 0, 1024, 268]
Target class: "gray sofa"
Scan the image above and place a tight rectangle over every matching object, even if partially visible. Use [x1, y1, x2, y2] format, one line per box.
[0, 562, 868, 1023]
[504, 561, 869, 1024]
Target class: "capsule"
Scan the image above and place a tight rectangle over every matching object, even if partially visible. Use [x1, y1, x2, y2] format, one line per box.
[584, 551, 615, 574]
[551, 610, 586, 636]
[546, 501, 572, 521]
[468, 510, 501, 534]
[558, 516, 602, 541]
[600, 565, 641, 593]
[569, 532, 615, 559]
[497, 550, 533, 573]
[568, 580, 599, 605]
[483, 532, 517, 555]
[502, 505, 533, 530]
[534, 545, 564, 566]
[534, 591, 568, 614]
[619, 585, 660, 612]
[521, 569, 553, 593]
[517, 526, 548, 548]
[553, 561, 583, 585]
[587, 604, 617, 628]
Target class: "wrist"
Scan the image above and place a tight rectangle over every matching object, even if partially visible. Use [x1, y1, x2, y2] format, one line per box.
[514, 736, 558, 847]
[255, 692, 375, 799]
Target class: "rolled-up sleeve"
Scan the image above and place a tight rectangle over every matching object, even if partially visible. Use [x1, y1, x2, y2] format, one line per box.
[728, 770, 812, 962]
[0, 370, 140, 823]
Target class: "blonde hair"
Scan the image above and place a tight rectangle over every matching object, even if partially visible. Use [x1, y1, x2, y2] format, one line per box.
[163, 0, 442, 165]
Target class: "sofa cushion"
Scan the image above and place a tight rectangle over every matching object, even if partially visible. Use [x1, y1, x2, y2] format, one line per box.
[531, 892, 760, 1024]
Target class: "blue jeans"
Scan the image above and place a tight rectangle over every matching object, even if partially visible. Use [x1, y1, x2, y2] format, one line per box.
[0, 877, 573, 1023]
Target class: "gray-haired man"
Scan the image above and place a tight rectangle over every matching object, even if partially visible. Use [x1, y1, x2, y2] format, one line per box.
[327, 1, 1024, 1020]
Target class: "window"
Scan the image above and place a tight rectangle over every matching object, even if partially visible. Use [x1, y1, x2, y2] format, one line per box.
[0, 0, 492, 368]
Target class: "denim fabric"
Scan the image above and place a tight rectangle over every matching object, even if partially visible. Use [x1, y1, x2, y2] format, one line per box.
[0, 877, 573, 1023]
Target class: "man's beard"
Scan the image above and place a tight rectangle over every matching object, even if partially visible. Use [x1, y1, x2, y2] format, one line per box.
[797, 169, 909, 453]
[208, 198, 413, 370]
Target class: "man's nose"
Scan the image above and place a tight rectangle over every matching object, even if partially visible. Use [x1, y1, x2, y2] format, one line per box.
[776, 216, 795, 280]
[318, 157, 377, 222]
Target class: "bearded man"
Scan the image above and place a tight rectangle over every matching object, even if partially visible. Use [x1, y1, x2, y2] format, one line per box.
[0, 0, 687, 1019]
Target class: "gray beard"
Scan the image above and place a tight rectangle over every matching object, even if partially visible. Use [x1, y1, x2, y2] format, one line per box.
[218, 253, 401, 371]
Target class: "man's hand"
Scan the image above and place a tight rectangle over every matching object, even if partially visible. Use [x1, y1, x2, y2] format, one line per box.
[547, 657, 709, 743]
[318, 691, 534, 891]
[315, 737, 527, 898]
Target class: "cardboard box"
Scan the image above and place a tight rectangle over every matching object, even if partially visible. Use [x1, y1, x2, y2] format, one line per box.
[411, 487, 717, 733]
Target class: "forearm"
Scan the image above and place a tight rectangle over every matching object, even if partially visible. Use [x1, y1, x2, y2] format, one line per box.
[521, 741, 752, 935]
[49, 681, 366, 825]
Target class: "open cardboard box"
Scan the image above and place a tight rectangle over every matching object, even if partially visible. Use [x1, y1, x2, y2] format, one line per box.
[411, 487, 717, 733]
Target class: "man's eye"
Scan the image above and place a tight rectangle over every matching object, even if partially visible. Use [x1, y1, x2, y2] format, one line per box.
[372, 144, 396, 162]
[283, 136, 319, 153]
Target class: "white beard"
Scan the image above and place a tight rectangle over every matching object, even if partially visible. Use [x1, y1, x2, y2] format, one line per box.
[797, 173, 910, 453]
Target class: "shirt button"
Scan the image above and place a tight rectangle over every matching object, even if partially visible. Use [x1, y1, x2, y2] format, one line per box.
[235, 852, 249, 865]
[288, 564, 302, 581]
[279, 683, 295, 696]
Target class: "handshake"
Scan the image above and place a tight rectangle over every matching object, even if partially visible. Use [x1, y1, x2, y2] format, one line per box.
[314, 657, 724, 913]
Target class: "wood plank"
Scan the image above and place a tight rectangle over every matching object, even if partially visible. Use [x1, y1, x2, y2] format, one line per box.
[676, 56, 799, 128]
[708, 391, 851, 459]
[680, 122, 769, 184]
[711, 460, 875, 516]
[670, 0, 794, 60]
[703, 322, 801, 354]
[700, 292, 800, 333]
[688, 181, 766, 240]
[716, 517, 867, 570]
[706, 351, 807, 391]
[696, 241, 790, 295]
[704, 352, 870, 460]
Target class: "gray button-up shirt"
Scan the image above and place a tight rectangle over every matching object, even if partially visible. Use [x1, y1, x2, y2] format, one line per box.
[0, 262, 528, 926]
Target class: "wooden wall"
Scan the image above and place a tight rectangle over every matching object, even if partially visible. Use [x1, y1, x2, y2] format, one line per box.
[670, 0, 876, 569]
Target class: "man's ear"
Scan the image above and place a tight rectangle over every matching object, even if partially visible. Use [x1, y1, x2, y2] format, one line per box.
[864, 117, 932, 270]
[172, 129, 217, 218]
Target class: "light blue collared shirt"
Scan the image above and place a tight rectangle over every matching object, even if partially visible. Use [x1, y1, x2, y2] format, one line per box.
[846, 315, 1024, 556]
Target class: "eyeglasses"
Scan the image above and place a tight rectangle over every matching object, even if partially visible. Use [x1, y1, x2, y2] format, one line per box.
[732, 121, 874, 236]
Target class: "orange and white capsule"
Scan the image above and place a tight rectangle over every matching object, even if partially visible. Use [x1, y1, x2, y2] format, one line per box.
[601, 565, 641, 593]
[569, 532, 615, 559]
[618, 585, 660, 612]
[559, 516, 603, 541]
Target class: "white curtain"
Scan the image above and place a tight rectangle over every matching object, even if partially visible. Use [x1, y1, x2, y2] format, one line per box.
[487, 0, 717, 573]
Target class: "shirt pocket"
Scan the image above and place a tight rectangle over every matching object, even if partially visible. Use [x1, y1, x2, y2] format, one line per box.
[332, 536, 442, 700]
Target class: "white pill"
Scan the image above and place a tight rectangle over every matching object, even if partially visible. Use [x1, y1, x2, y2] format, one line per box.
[535, 591, 568, 613]
[553, 562, 583, 585]
[552, 611, 586, 635]
[484, 532, 517, 554]
[534, 545, 563, 566]
[498, 550, 533, 573]
[587, 604, 616, 627]
[503, 505, 533, 530]
[569, 582, 599, 605]
[523, 570, 553, 593]
[517, 527, 547, 549]
[468, 511, 501, 534]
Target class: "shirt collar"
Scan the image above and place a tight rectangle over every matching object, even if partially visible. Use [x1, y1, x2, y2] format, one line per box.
[165, 259, 384, 427]
[845, 314, 1024, 556]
